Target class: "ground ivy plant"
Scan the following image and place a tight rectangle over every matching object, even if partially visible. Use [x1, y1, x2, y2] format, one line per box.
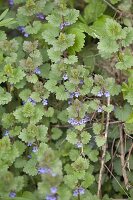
[0, 0, 133, 200]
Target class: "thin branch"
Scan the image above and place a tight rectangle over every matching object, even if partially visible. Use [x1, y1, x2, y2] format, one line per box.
[124, 143, 133, 171]
[104, 164, 129, 198]
[103, 0, 121, 14]
[97, 96, 110, 198]
[119, 124, 129, 190]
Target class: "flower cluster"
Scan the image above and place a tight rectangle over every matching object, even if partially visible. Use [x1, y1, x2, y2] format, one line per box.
[3, 130, 10, 137]
[8, 0, 14, 6]
[76, 141, 83, 148]
[73, 187, 85, 197]
[97, 90, 110, 97]
[32, 146, 38, 153]
[34, 67, 41, 75]
[46, 187, 57, 200]
[68, 116, 90, 126]
[42, 99, 48, 106]
[69, 91, 80, 98]
[36, 13, 45, 20]
[17, 26, 29, 37]
[9, 192, 16, 198]
[27, 97, 36, 106]
[60, 22, 71, 30]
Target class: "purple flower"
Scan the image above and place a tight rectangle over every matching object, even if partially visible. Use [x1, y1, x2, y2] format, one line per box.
[27, 97, 36, 105]
[60, 22, 71, 30]
[104, 91, 110, 97]
[97, 90, 103, 97]
[38, 167, 52, 174]
[27, 155, 32, 159]
[32, 146, 38, 153]
[27, 142, 32, 146]
[74, 91, 80, 98]
[36, 13, 45, 20]
[69, 92, 75, 99]
[76, 141, 83, 148]
[34, 67, 41, 75]
[79, 80, 84, 85]
[4, 130, 10, 137]
[9, 192, 16, 198]
[68, 116, 89, 126]
[64, 22, 71, 26]
[24, 33, 29, 38]
[8, 0, 14, 6]
[17, 26, 25, 33]
[78, 187, 85, 195]
[42, 99, 48, 106]
[97, 107, 103, 113]
[60, 23, 64, 30]
[62, 73, 68, 80]
[17, 26, 29, 37]
[73, 187, 85, 197]
[50, 187, 57, 194]
[46, 195, 57, 200]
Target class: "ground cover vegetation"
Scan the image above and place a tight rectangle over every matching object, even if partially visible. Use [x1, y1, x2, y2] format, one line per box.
[0, 0, 133, 199]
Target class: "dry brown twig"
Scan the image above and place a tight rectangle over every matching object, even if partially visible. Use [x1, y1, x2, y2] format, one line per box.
[119, 124, 130, 190]
[97, 96, 110, 198]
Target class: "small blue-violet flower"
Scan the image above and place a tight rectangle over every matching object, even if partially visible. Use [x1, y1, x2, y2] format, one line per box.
[97, 90, 103, 97]
[62, 73, 68, 80]
[46, 195, 57, 200]
[76, 141, 83, 148]
[32, 146, 38, 153]
[9, 192, 16, 198]
[97, 107, 103, 113]
[38, 167, 52, 174]
[27, 97, 36, 106]
[4, 130, 10, 137]
[104, 91, 110, 97]
[50, 187, 57, 194]
[34, 67, 41, 75]
[8, 0, 14, 6]
[73, 187, 85, 197]
[36, 13, 45, 20]
[42, 99, 48, 106]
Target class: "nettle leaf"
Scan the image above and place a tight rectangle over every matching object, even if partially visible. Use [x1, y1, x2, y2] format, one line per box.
[53, 33, 75, 52]
[95, 135, 106, 147]
[25, 21, 41, 34]
[42, 26, 59, 45]
[0, 72, 7, 84]
[43, 107, 54, 117]
[81, 131, 91, 144]
[122, 27, 133, 47]
[2, 113, 15, 128]
[115, 53, 133, 70]
[26, 74, 38, 83]
[115, 103, 132, 121]
[98, 37, 119, 58]
[44, 79, 57, 92]
[51, 127, 62, 140]
[72, 156, 89, 171]
[67, 28, 86, 53]
[64, 174, 78, 189]
[105, 18, 123, 40]
[64, 9, 79, 24]
[19, 89, 32, 101]
[46, 12, 62, 27]
[66, 131, 78, 144]
[23, 158, 38, 176]
[55, 86, 69, 100]
[47, 48, 61, 63]
[64, 55, 78, 64]
[0, 87, 12, 105]
[8, 68, 25, 84]
[93, 123, 102, 135]
[83, 0, 106, 23]
[82, 173, 95, 188]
